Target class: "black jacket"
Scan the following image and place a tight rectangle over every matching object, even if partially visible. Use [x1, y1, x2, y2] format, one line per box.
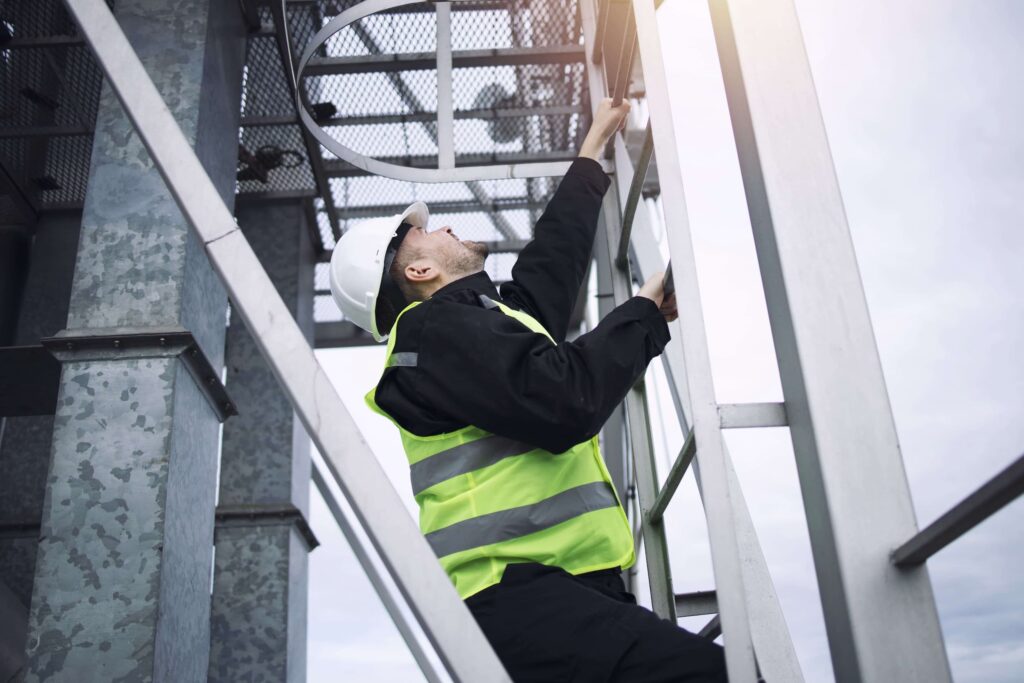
[373, 157, 671, 454]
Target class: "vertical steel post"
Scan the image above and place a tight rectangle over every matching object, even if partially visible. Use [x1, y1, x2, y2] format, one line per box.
[435, 3, 455, 170]
[707, 0, 951, 679]
[23, 1, 246, 680]
[209, 201, 316, 682]
[60, 1, 511, 679]
[0, 212, 82, 683]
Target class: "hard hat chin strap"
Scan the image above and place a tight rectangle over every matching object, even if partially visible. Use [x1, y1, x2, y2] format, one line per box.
[375, 222, 414, 335]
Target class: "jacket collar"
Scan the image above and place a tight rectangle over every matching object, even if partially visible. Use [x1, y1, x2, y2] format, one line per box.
[429, 270, 501, 301]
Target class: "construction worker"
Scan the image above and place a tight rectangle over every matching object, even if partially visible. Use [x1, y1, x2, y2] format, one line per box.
[330, 98, 727, 682]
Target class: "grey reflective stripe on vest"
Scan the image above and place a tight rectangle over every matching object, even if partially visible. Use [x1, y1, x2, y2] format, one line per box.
[410, 434, 537, 495]
[387, 352, 418, 368]
[424, 481, 618, 558]
[478, 294, 500, 310]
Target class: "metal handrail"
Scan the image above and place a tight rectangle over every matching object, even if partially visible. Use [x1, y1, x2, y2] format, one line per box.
[893, 452, 1024, 567]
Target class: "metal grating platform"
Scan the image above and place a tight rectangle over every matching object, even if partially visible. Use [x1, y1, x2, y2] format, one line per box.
[0, 0, 592, 331]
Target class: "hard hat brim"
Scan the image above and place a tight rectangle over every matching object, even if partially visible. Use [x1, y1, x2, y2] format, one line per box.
[369, 201, 430, 341]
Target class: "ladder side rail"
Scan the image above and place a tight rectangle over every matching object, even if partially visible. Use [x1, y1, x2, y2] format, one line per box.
[594, 217, 633, 510]
[583, 0, 676, 620]
[594, 227, 636, 595]
[627, 165, 805, 683]
[599, 188, 678, 620]
[311, 464, 443, 683]
[707, 1, 951, 679]
[618, 1, 805, 678]
[63, 2, 511, 681]
[628, 0, 757, 678]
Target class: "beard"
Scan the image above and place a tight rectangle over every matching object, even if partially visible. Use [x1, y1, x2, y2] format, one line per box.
[445, 239, 489, 276]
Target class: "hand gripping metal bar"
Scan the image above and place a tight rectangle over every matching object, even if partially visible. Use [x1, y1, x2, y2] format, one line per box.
[62, 1, 510, 680]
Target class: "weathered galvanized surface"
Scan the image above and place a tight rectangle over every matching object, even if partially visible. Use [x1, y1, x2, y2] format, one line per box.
[210, 201, 314, 682]
[0, 211, 83, 679]
[23, 1, 246, 680]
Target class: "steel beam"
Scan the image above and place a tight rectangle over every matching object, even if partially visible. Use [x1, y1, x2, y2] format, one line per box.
[323, 151, 578, 176]
[242, 104, 585, 128]
[304, 45, 585, 76]
[708, 0, 951, 679]
[337, 200, 543, 219]
[718, 402, 788, 429]
[434, 2, 455, 170]
[675, 589, 718, 618]
[892, 452, 1024, 567]
[270, 0, 341, 243]
[62, 1, 510, 679]
[699, 615, 722, 641]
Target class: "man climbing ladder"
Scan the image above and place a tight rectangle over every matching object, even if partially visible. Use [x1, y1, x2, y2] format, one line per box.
[329, 98, 728, 682]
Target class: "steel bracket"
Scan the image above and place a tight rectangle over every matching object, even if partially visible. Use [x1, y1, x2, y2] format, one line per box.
[40, 327, 237, 422]
[215, 503, 320, 551]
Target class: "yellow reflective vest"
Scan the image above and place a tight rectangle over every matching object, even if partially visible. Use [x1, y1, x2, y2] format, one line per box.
[366, 297, 635, 599]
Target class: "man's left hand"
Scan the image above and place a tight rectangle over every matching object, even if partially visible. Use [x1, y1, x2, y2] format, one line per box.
[579, 98, 631, 161]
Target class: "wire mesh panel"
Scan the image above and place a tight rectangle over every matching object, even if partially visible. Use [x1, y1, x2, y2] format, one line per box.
[0, 0, 593, 343]
[297, 0, 594, 339]
[0, 1, 109, 213]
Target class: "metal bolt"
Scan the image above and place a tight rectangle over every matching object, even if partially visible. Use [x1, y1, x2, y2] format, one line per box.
[66, 342, 73, 350]
[113, 340, 121, 348]
[207, 377, 216, 386]
[159, 337, 166, 346]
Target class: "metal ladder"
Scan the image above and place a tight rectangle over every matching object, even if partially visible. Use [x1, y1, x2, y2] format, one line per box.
[586, 0, 800, 679]
[66, 0, 979, 681]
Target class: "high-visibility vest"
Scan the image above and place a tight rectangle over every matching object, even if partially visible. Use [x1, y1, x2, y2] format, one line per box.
[366, 295, 635, 599]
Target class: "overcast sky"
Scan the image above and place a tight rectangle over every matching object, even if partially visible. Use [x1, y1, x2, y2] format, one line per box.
[306, 1, 1023, 681]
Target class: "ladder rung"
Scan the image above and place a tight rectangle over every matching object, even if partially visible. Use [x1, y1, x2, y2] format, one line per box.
[698, 614, 722, 640]
[674, 590, 717, 618]
[648, 428, 696, 524]
[616, 122, 654, 269]
[718, 402, 788, 429]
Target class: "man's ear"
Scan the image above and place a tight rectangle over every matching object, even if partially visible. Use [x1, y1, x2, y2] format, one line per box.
[405, 259, 440, 284]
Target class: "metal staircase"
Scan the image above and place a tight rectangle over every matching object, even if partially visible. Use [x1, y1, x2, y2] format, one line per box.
[62, 0, 1024, 680]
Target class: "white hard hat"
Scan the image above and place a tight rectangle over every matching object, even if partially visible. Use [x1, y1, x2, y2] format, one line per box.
[329, 201, 429, 342]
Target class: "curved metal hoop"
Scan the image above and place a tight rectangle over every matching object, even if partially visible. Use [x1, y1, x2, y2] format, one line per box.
[295, 0, 596, 183]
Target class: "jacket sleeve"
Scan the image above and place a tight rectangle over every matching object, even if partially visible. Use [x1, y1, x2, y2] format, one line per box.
[499, 157, 611, 341]
[401, 296, 670, 454]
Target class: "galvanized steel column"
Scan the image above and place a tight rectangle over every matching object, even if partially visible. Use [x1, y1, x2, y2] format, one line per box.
[0, 212, 81, 682]
[22, 1, 245, 680]
[209, 200, 316, 683]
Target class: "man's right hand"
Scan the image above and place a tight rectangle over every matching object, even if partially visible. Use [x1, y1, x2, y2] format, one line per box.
[638, 271, 679, 323]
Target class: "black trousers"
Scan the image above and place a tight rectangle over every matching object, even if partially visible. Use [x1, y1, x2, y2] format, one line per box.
[465, 563, 728, 682]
